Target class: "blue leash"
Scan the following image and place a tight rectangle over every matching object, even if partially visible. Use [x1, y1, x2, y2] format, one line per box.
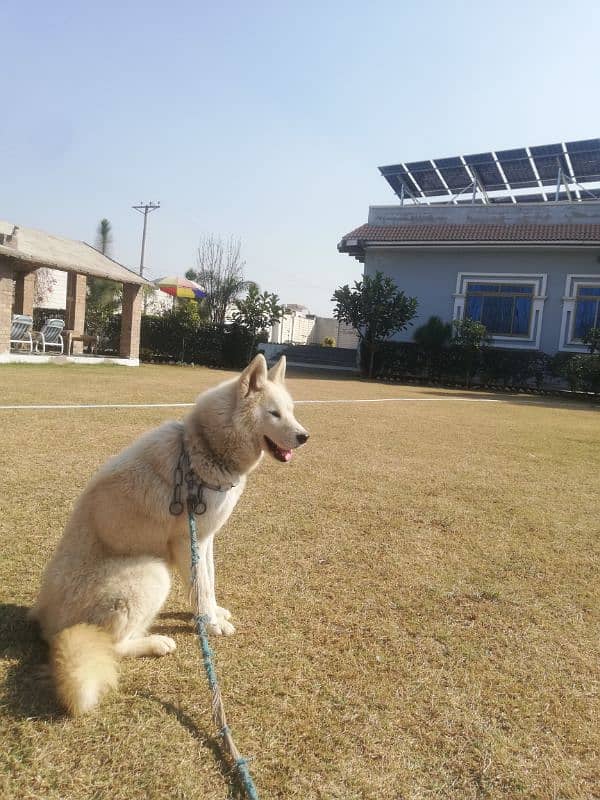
[188, 508, 260, 800]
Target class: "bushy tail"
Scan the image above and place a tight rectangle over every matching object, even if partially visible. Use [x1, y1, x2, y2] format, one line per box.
[50, 624, 119, 716]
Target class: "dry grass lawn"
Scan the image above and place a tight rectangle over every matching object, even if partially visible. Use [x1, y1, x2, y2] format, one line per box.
[0, 364, 599, 799]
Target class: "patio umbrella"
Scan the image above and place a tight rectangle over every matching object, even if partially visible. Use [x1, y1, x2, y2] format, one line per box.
[156, 275, 207, 300]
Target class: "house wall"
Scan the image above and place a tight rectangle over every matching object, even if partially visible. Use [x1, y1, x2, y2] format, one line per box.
[307, 318, 359, 348]
[270, 312, 315, 344]
[364, 246, 600, 354]
[39, 269, 67, 309]
[367, 201, 600, 226]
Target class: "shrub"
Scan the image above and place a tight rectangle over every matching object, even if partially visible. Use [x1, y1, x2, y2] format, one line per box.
[551, 353, 600, 393]
[322, 336, 336, 347]
[583, 327, 600, 354]
[480, 349, 549, 389]
[451, 319, 489, 387]
[414, 316, 452, 350]
[139, 310, 255, 369]
[413, 316, 452, 378]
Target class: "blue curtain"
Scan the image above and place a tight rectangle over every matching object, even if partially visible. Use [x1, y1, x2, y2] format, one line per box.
[574, 300, 598, 339]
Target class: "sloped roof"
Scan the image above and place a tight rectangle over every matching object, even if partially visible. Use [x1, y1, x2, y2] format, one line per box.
[0, 220, 153, 285]
[339, 222, 600, 247]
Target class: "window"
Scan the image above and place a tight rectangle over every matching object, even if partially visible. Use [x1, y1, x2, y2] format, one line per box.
[573, 286, 600, 340]
[465, 283, 534, 336]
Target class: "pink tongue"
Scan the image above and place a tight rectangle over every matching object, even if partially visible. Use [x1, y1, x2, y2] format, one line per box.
[280, 448, 293, 462]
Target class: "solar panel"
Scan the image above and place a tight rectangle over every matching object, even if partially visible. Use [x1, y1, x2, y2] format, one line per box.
[565, 139, 600, 183]
[434, 156, 471, 193]
[379, 165, 421, 198]
[403, 160, 447, 196]
[463, 152, 504, 191]
[528, 143, 567, 185]
[379, 138, 600, 205]
[495, 148, 537, 189]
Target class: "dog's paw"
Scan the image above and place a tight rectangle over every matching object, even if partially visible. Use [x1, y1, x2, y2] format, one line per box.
[148, 634, 177, 656]
[206, 619, 236, 636]
[216, 605, 232, 621]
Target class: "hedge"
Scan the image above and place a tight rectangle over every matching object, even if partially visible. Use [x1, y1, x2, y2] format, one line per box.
[372, 340, 600, 394]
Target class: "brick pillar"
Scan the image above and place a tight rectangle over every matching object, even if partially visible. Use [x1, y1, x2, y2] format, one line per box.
[0, 259, 15, 355]
[13, 271, 35, 316]
[65, 272, 87, 354]
[120, 282, 142, 360]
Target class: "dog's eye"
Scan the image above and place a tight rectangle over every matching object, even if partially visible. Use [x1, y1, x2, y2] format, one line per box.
[269, 410, 281, 419]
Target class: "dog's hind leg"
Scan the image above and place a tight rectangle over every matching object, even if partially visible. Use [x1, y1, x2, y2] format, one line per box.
[103, 556, 177, 659]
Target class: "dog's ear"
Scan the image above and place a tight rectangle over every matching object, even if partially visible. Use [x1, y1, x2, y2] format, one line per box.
[239, 354, 267, 397]
[268, 355, 286, 383]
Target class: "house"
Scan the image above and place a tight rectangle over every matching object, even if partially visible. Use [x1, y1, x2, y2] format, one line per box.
[338, 140, 600, 355]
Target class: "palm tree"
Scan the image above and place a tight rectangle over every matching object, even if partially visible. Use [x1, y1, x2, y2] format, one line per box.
[96, 219, 113, 256]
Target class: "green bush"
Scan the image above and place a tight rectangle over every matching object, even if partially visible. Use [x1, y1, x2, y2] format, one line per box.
[414, 316, 452, 350]
[551, 353, 600, 393]
[138, 309, 255, 369]
[373, 340, 596, 393]
[322, 336, 336, 347]
[480, 349, 549, 389]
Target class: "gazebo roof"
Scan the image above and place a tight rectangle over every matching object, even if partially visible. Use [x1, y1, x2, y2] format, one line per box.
[0, 220, 153, 285]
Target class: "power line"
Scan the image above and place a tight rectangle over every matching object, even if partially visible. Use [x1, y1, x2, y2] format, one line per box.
[132, 201, 160, 277]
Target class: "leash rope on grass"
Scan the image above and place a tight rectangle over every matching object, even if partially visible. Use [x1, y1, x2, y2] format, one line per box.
[188, 507, 260, 800]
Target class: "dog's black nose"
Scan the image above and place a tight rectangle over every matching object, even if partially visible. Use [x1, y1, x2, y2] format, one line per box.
[296, 433, 309, 445]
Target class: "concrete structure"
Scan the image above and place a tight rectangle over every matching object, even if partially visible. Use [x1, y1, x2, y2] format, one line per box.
[269, 305, 358, 349]
[0, 221, 153, 364]
[339, 202, 600, 355]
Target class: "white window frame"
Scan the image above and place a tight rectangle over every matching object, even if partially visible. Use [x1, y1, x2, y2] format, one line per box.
[558, 274, 600, 352]
[453, 272, 547, 350]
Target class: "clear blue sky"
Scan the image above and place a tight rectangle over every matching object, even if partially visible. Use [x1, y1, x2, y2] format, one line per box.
[4, 0, 600, 315]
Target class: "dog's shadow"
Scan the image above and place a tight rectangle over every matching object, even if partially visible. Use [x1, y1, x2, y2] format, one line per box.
[153, 609, 196, 637]
[1, 605, 248, 798]
[0, 603, 59, 719]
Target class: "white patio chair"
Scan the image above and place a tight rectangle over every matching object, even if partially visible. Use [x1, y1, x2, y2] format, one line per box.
[33, 318, 65, 354]
[10, 314, 33, 352]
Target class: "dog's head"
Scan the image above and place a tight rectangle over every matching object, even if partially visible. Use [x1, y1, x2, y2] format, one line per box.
[238, 354, 309, 463]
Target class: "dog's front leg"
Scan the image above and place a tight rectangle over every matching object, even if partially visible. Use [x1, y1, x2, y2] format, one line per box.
[169, 535, 233, 636]
[206, 534, 235, 633]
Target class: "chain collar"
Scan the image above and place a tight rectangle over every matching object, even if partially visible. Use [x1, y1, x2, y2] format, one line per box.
[169, 438, 238, 517]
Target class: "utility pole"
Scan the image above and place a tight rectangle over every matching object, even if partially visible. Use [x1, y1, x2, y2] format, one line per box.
[132, 201, 160, 277]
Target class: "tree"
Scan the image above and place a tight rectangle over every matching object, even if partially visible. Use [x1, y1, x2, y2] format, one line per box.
[186, 235, 251, 326]
[583, 326, 600, 354]
[331, 271, 418, 378]
[233, 284, 284, 360]
[452, 318, 489, 386]
[96, 218, 112, 256]
[414, 315, 453, 378]
[87, 218, 120, 346]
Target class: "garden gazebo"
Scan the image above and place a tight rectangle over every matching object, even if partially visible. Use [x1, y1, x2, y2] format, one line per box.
[0, 220, 153, 365]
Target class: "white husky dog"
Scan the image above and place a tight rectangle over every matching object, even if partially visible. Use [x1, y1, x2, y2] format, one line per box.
[30, 355, 308, 715]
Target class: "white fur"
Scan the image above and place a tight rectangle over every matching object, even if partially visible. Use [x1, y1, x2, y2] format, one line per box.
[31, 355, 308, 713]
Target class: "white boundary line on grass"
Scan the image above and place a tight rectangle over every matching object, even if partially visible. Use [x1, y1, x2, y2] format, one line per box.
[0, 398, 501, 411]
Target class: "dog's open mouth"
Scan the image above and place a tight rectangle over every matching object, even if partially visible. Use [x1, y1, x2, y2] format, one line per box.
[264, 436, 293, 463]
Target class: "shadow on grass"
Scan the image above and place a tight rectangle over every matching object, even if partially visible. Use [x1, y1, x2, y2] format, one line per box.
[414, 386, 600, 412]
[137, 693, 249, 799]
[0, 605, 253, 798]
[153, 609, 195, 637]
[0, 603, 60, 720]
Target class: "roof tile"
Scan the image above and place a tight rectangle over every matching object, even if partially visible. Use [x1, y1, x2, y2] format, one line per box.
[340, 223, 600, 246]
